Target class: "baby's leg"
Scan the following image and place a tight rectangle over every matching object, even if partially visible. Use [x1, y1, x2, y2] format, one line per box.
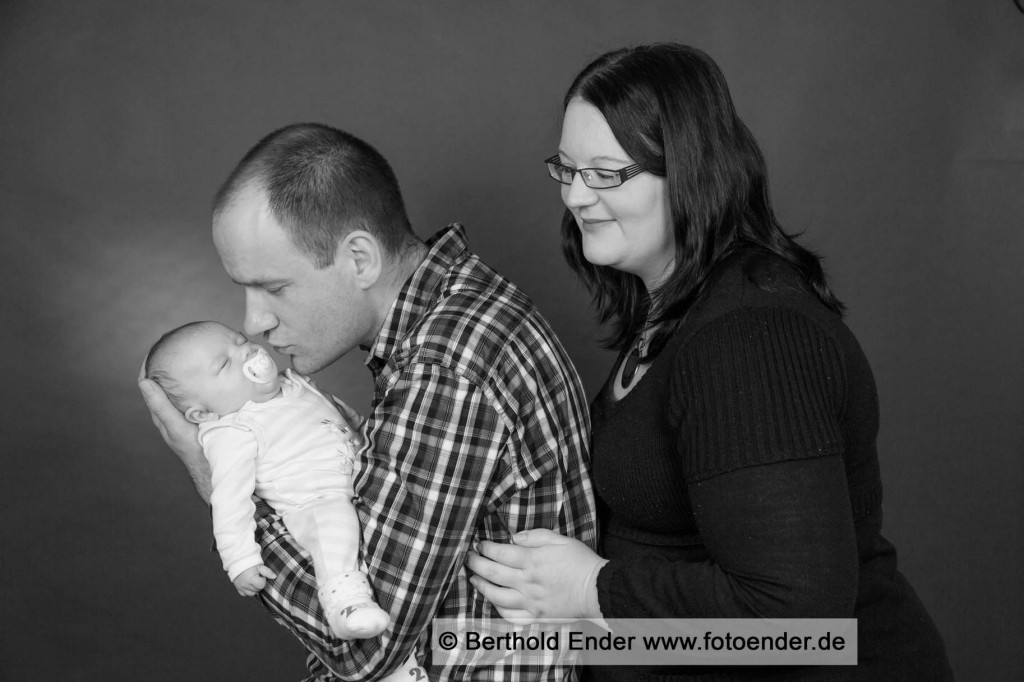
[284, 497, 389, 639]
[284, 495, 360, 575]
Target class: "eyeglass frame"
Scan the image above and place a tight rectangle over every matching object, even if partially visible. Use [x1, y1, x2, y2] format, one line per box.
[544, 155, 647, 189]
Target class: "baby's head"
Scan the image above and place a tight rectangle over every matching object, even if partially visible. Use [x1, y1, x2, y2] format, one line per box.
[145, 321, 282, 424]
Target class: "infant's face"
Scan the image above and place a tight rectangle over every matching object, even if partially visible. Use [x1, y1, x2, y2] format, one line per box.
[175, 323, 281, 421]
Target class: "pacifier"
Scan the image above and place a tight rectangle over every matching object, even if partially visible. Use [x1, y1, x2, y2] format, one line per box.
[242, 346, 278, 384]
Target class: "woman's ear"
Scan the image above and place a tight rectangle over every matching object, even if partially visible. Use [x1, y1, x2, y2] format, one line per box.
[185, 406, 219, 424]
[338, 230, 383, 290]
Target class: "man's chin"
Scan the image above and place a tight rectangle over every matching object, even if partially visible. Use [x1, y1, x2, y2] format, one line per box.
[288, 354, 327, 375]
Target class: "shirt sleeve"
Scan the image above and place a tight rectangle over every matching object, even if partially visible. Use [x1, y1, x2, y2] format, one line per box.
[597, 307, 859, 619]
[202, 424, 263, 581]
[255, 362, 505, 680]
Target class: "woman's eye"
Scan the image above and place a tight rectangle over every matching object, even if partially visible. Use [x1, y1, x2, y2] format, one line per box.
[593, 169, 618, 181]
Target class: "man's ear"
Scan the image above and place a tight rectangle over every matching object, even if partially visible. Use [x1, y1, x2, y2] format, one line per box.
[338, 230, 383, 290]
[185, 406, 219, 424]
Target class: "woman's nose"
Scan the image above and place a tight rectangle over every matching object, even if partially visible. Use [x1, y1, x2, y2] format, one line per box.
[562, 173, 598, 209]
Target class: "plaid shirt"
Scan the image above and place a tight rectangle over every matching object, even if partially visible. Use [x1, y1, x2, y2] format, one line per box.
[255, 225, 598, 681]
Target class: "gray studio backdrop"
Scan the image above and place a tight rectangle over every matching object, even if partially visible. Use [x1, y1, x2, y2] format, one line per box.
[1, 1, 1021, 679]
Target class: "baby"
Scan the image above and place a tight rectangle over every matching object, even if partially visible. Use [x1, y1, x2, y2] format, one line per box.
[144, 320, 390, 641]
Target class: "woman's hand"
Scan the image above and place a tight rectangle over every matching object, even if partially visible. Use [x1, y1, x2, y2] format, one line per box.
[138, 363, 212, 502]
[466, 529, 608, 622]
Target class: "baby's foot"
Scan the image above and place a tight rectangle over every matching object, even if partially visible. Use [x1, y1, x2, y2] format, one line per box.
[319, 571, 389, 639]
[328, 600, 390, 639]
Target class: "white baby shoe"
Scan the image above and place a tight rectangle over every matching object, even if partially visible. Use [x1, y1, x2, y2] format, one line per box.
[318, 571, 390, 639]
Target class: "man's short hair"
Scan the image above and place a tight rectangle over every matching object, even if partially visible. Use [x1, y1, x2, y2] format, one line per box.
[212, 123, 414, 268]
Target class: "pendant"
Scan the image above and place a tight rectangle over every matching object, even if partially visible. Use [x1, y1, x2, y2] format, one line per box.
[621, 347, 642, 389]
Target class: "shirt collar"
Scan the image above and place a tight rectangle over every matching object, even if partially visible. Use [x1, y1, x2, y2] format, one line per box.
[366, 224, 470, 373]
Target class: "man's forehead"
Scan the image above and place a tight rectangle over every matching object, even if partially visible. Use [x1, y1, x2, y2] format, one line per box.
[213, 188, 272, 244]
[213, 196, 306, 280]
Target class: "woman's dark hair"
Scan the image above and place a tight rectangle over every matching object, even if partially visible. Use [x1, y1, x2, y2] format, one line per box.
[559, 43, 843, 354]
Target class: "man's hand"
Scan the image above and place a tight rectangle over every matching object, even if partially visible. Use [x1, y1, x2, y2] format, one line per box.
[138, 363, 212, 503]
[233, 564, 277, 596]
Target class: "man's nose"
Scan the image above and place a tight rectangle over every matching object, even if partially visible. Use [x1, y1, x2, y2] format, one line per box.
[243, 290, 278, 338]
[563, 173, 598, 209]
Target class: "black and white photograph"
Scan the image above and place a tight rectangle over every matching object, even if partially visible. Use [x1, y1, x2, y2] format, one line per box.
[1, 1, 1021, 680]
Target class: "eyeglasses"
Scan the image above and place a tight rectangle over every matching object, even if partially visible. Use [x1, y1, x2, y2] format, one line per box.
[544, 155, 646, 189]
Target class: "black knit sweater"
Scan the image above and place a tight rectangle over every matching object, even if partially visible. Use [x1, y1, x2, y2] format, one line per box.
[590, 250, 952, 681]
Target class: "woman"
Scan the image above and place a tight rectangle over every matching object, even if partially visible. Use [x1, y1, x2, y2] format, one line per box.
[468, 44, 952, 680]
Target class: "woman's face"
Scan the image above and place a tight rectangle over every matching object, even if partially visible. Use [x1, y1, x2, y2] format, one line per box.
[558, 98, 674, 290]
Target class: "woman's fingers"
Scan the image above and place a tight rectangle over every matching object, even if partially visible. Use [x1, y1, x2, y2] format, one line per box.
[476, 540, 530, 570]
[467, 547, 527, 585]
[469, 574, 527, 610]
[495, 608, 540, 624]
[510, 528, 569, 548]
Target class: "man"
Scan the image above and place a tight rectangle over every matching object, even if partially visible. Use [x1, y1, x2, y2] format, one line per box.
[139, 123, 597, 681]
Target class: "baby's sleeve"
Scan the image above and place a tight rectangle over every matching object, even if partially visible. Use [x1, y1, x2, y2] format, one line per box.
[201, 424, 264, 581]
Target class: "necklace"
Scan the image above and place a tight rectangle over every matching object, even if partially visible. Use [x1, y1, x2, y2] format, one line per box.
[620, 332, 650, 389]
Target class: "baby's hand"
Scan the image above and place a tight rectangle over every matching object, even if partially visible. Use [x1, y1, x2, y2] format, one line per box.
[233, 565, 277, 597]
[330, 395, 367, 433]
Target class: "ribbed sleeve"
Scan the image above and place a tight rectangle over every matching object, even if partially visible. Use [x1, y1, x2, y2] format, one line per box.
[669, 306, 847, 482]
